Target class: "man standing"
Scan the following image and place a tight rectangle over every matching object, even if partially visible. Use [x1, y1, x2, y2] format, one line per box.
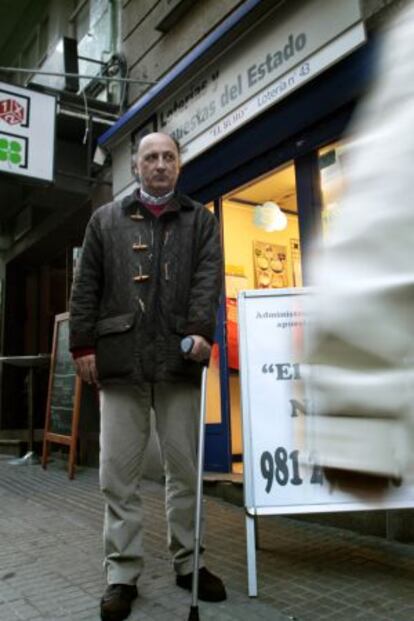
[69, 132, 226, 621]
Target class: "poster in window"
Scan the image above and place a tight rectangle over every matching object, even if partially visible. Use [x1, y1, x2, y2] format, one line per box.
[290, 239, 303, 287]
[253, 240, 288, 289]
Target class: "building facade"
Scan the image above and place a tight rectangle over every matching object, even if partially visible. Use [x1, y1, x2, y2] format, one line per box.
[0, 0, 120, 445]
[99, 0, 411, 473]
[0, 0, 411, 475]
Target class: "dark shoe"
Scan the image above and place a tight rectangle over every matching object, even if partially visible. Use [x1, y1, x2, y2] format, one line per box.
[100, 584, 138, 621]
[176, 567, 227, 602]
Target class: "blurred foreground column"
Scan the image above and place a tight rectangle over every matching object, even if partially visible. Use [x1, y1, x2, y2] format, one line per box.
[304, 0, 414, 485]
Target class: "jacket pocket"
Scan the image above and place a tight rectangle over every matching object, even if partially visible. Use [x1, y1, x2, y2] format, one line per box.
[96, 312, 136, 380]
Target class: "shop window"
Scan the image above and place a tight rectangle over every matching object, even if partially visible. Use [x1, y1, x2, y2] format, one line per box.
[38, 17, 49, 62]
[221, 162, 301, 472]
[21, 35, 38, 85]
[14, 16, 49, 87]
[73, 1, 90, 42]
[71, 0, 113, 93]
[318, 140, 348, 236]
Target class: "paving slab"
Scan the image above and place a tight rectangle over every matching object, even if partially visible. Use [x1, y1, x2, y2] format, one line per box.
[0, 457, 413, 620]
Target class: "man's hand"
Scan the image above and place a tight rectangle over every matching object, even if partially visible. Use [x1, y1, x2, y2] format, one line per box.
[74, 354, 98, 385]
[186, 335, 211, 362]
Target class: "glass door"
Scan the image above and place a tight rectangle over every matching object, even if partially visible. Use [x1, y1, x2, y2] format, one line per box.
[318, 140, 349, 237]
[221, 161, 302, 473]
[204, 201, 232, 472]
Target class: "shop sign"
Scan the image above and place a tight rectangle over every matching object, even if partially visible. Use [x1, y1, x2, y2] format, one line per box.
[239, 288, 414, 512]
[238, 288, 414, 595]
[0, 82, 56, 182]
[156, 0, 365, 164]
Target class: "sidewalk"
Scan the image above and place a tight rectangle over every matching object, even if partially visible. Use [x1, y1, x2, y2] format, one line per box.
[0, 457, 414, 621]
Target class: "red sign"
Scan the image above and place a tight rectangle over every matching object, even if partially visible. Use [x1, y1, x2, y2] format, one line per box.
[0, 98, 25, 125]
[226, 298, 239, 370]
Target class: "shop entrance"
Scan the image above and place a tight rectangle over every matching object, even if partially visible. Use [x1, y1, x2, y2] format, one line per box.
[201, 139, 350, 472]
[202, 161, 303, 472]
[222, 161, 301, 473]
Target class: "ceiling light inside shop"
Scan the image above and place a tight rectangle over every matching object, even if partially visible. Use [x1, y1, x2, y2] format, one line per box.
[253, 201, 288, 232]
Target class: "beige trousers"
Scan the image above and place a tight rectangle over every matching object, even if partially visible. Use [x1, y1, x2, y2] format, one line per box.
[99, 381, 204, 585]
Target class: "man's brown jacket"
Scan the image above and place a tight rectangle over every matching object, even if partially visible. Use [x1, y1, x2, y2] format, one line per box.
[69, 191, 222, 385]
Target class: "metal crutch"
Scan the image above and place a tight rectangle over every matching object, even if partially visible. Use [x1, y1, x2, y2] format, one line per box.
[180, 336, 208, 621]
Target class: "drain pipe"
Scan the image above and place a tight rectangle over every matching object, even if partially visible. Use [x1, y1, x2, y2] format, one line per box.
[109, 0, 129, 108]
[110, 0, 123, 55]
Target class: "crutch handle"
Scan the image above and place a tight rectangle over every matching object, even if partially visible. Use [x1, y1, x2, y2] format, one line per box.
[180, 336, 195, 355]
[180, 336, 210, 366]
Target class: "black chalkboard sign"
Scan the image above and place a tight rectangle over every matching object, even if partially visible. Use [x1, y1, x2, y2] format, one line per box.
[42, 312, 82, 479]
[49, 318, 76, 435]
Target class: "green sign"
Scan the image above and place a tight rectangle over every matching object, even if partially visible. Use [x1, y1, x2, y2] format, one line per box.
[0, 133, 27, 169]
[0, 137, 23, 164]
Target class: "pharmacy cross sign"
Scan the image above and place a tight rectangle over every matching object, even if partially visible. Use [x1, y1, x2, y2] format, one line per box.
[0, 137, 21, 162]
[0, 133, 28, 169]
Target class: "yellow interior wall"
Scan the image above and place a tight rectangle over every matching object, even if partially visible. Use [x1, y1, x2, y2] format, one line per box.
[222, 201, 301, 466]
[222, 201, 300, 287]
[206, 349, 221, 424]
[230, 374, 242, 455]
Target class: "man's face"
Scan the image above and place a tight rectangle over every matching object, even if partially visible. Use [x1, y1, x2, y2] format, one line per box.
[136, 133, 180, 196]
